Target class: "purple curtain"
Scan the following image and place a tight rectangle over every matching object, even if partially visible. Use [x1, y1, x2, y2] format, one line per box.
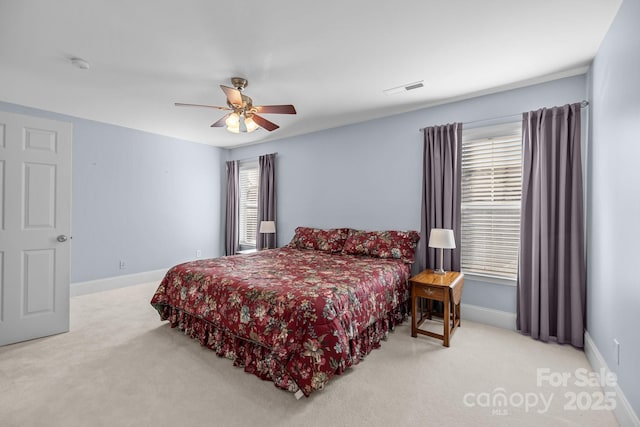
[256, 153, 276, 250]
[417, 123, 462, 272]
[517, 103, 586, 348]
[225, 160, 239, 256]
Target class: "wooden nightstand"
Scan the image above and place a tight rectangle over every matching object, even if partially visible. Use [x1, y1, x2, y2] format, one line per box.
[410, 270, 464, 347]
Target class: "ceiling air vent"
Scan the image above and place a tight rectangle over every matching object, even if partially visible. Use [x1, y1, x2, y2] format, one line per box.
[383, 80, 424, 96]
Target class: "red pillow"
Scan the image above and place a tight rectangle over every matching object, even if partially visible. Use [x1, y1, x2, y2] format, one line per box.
[342, 230, 420, 263]
[287, 227, 351, 253]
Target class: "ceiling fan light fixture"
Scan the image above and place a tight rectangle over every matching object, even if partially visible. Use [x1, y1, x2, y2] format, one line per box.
[225, 112, 240, 127]
[226, 122, 240, 133]
[244, 116, 259, 133]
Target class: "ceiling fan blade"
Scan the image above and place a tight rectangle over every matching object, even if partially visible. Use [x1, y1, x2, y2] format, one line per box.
[211, 114, 230, 127]
[220, 85, 243, 106]
[175, 102, 230, 110]
[251, 114, 280, 132]
[255, 105, 297, 114]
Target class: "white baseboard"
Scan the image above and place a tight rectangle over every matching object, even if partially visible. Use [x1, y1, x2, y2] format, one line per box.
[461, 303, 517, 330]
[70, 268, 168, 297]
[584, 331, 640, 427]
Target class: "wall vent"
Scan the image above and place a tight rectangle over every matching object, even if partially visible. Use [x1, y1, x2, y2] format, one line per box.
[383, 80, 424, 96]
[405, 82, 424, 91]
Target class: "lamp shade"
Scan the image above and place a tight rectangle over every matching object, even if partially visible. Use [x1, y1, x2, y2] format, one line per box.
[428, 228, 456, 249]
[259, 221, 276, 234]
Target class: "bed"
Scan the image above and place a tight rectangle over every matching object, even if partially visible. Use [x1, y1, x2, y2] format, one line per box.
[150, 227, 419, 397]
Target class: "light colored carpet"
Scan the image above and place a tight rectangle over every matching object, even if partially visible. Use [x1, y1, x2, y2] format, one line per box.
[0, 282, 618, 427]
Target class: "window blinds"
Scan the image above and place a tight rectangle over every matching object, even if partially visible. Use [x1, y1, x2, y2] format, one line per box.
[239, 163, 259, 247]
[461, 129, 522, 279]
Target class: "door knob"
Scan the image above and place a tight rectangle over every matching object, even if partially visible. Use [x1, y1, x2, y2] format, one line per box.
[57, 235, 68, 243]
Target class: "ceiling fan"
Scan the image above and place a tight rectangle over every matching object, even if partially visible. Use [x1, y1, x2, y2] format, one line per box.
[175, 77, 297, 133]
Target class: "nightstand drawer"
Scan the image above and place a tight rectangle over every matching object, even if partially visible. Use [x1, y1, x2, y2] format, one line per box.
[413, 285, 445, 301]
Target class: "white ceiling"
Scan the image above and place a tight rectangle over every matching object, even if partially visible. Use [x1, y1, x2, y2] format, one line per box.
[0, 0, 621, 148]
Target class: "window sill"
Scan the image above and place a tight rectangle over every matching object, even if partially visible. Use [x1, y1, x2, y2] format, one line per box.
[462, 272, 517, 287]
[237, 249, 257, 255]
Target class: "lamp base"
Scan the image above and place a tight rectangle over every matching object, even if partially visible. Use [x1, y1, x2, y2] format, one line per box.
[434, 247, 446, 275]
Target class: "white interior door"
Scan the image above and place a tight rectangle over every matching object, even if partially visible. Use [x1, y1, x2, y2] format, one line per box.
[0, 111, 72, 346]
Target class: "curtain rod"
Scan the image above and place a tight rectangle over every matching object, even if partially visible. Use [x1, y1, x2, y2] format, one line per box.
[231, 152, 278, 163]
[418, 100, 589, 132]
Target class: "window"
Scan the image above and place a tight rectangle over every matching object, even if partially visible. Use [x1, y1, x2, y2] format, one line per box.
[461, 123, 522, 280]
[239, 162, 259, 248]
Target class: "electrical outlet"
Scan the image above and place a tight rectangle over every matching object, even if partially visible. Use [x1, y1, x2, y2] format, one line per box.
[119, 260, 127, 270]
[196, 250, 202, 258]
[614, 339, 620, 366]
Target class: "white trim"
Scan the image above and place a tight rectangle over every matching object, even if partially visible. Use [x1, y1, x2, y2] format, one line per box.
[70, 268, 168, 297]
[460, 303, 516, 330]
[463, 272, 517, 287]
[584, 331, 640, 427]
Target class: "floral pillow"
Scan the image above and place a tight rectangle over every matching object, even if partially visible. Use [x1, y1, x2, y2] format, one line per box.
[287, 227, 351, 253]
[342, 230, 420, 263]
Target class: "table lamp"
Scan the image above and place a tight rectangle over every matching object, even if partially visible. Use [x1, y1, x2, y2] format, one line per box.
[428, 228, 456, 275]
[259, 221, 276, 249]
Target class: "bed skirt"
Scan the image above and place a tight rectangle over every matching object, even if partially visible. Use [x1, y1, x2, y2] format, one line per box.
[153, 301, 409, 396]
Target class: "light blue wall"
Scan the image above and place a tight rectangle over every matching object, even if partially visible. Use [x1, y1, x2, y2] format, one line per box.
[229, 75, 587, 313]
[0, 101, 225, 283]
[588, 0, 640, 415]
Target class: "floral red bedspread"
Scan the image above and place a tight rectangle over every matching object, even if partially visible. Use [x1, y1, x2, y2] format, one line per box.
[150, 247, 410, 396]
